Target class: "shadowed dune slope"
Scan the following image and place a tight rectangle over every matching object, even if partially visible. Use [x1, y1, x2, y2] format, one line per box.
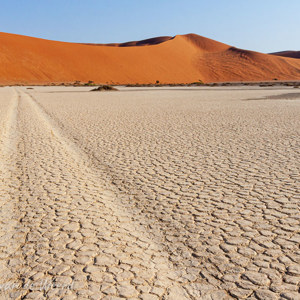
[84, 36, 174, 47]
[1, 32, 300, 84]
[270, 51, 300, 59]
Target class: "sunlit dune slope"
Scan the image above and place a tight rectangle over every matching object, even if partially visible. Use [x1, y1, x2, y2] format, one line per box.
[0, 32, 300, 84]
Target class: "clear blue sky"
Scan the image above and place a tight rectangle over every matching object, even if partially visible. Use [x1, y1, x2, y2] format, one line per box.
[0, 0, 299, 53]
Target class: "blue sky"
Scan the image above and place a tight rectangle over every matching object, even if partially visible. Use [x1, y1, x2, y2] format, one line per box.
[0, 0, 299, 53]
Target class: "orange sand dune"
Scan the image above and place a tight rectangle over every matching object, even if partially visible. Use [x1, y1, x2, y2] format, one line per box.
[0, 32, 300, 85]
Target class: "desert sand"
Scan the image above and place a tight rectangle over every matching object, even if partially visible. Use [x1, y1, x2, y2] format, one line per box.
[0, 86, 299, 299]
[1, 32, 300, 85]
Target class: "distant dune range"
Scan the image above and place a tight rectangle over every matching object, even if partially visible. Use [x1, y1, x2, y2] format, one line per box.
[1, 32, 300, 85]
[270, 51, 300, 59]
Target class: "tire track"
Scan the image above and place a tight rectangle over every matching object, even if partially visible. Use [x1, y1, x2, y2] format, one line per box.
[12, 89, 190, 299]
[0, 89, 27, 299]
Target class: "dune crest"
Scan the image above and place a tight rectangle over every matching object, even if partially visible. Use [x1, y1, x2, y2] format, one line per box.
[0, 32, 300, 84]
[182, 33, 230, 52]
[84, 36, 174, 47]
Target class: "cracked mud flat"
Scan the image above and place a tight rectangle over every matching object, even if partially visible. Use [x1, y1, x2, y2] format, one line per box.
[0, 86, 299, 299]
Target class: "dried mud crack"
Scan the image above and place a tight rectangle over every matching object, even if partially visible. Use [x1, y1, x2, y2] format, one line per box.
[0, 89, 191, 299]
[0, 86, 299, 300]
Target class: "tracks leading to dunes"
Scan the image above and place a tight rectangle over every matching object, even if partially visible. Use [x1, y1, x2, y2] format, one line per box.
[0, 89, 27, 299]
[0, 89, 192, 299]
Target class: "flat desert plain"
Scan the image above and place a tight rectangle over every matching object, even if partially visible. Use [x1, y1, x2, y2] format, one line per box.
[0, 86, 299, 299]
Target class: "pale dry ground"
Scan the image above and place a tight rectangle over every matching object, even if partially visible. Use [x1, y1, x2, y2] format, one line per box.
[0, 86, 299, 299]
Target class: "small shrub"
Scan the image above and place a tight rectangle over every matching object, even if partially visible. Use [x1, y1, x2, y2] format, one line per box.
[73, 80, 81, 86]
[190, 81, 204, 86]
[259, 83, 274, 87]
[85, 80, 96, 86]
[90, 85, 118, 92]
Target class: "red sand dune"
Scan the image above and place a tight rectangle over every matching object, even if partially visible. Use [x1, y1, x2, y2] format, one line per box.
[0, 32, 300, 85]
[270, 51, 300, 59]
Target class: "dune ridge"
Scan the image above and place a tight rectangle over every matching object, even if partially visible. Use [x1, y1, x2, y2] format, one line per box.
[83, 36, 175, 47]
[0, 32, 300, 85]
